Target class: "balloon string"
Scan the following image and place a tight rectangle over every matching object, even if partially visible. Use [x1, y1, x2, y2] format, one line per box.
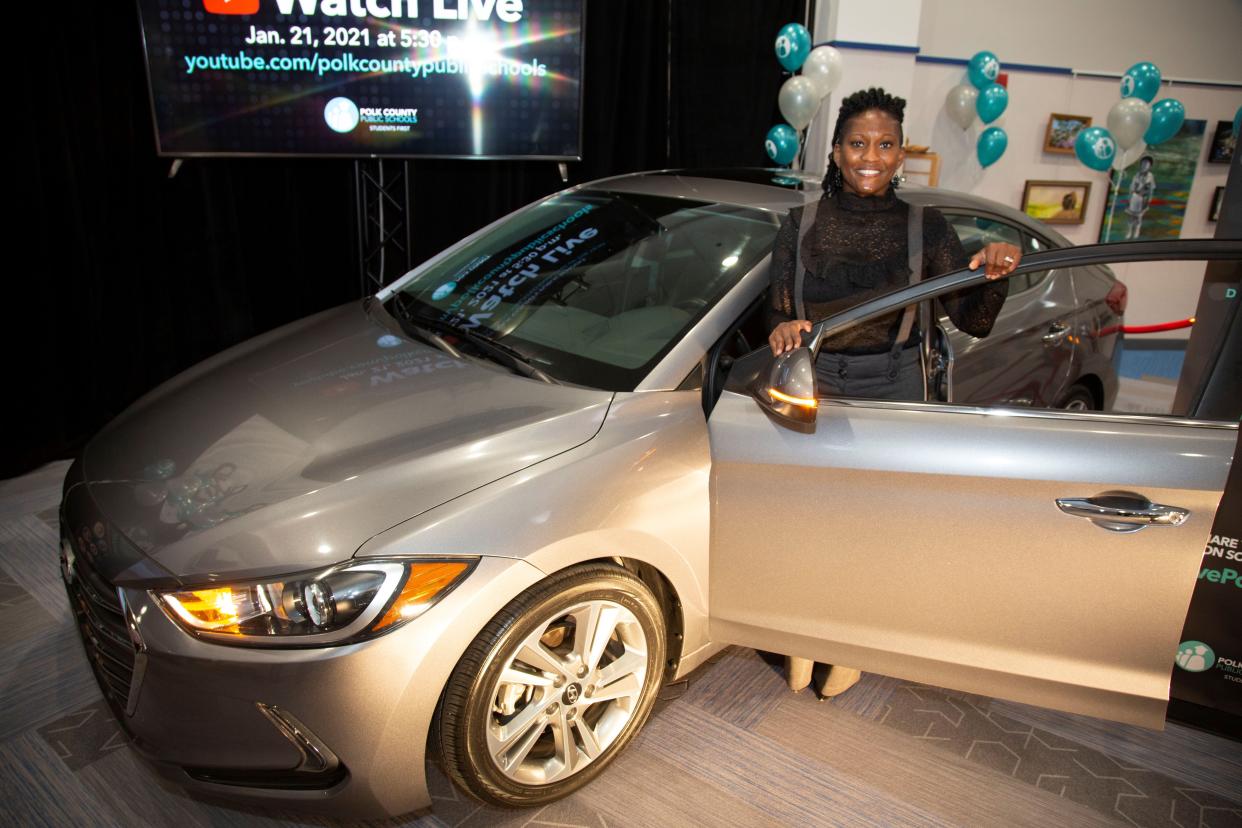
[1105, 171, 1121, 242]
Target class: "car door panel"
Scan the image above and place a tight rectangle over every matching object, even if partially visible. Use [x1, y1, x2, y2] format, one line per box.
[707, 240, 1241, 730]
[708, 391, 1230, 728]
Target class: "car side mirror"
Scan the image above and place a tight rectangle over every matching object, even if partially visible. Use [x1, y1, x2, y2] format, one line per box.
[750, 347, 818, 426]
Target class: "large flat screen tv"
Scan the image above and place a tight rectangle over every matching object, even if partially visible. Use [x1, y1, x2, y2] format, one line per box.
[137, 0, 584, 159]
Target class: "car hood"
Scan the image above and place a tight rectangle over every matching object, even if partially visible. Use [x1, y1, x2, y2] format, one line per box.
[75, 300, 612, 584]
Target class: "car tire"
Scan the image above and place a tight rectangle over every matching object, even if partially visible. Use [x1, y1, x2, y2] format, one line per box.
[1057, 383, 1096, 411]
[435, 563, 667, 807]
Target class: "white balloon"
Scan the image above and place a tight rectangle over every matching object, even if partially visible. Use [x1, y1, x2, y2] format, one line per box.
[1112, 139, 1148, 171]
[778, 76, 820, 130]
[1107, 97, 1152, 151]
[802, 46, 844, 99]
[944, 83, 979, 130]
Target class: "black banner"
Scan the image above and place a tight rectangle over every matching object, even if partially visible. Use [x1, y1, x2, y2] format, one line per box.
[1170, 429, 1242, 732]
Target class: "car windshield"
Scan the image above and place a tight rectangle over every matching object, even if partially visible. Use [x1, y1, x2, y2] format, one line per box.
[389, 189, 780, 389]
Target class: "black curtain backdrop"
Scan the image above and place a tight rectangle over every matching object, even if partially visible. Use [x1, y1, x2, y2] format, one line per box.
[11, 0, 801, 479]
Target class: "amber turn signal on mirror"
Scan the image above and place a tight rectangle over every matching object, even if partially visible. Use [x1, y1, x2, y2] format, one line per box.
[767, 388, 817, 409]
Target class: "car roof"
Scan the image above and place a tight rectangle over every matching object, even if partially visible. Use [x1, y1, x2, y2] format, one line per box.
[582, 168, 1072, 247]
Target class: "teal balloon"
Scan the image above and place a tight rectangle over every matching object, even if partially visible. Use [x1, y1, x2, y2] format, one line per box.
[774, 23, 811, 72]
[1143, 98, 1185, 146]
[975, 83, 1008, 124]
[765, 124, 800, 166]
[1121, 62, 1161, 102]
[977, 126, 1007, 168]
[967, 50, 1001, 89]
[1075, 126, 1116, 171]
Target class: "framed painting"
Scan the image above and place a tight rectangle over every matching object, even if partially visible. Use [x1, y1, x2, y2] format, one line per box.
[1099, 119, 1206, 242]
[1044, 113, 1092, 154]
[1208, 120, 1235, 163]
[1021, 180, 1090, 224]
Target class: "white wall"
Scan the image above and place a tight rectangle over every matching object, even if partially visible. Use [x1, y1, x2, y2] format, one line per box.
[834, 0, 921, 48]
[905, 64, 1236, 248]
[918, 0, 1242, 82]
[903, 66, 1237, 334]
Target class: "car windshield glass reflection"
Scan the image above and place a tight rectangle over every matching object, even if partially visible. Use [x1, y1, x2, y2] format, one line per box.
[390, 190, 779, 389]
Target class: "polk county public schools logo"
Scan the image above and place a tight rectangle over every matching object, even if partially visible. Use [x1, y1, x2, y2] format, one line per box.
[774, 35, 795, 61]
[324, 97, 360, 133]
[1175, 640, 1215, 673]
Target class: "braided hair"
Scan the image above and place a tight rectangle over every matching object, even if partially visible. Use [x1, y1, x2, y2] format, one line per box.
[823, 87, 907, 195]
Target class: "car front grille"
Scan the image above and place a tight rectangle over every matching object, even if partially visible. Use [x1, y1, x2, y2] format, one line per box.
[62, 529, 138, 714]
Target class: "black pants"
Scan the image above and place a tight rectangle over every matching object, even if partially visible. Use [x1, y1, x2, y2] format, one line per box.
[815, 345, 923, 401]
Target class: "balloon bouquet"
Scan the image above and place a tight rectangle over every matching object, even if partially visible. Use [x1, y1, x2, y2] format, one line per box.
[764, 22, 844, 168]
[1071, 62, 1185, 238]
[1074, 62, 1185, 173]
[944, 50, 1010, 168]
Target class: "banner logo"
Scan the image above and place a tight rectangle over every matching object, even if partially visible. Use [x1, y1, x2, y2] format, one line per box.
[324, 97, 360, 133]
[1197, 566, 1241, 587]
[203, 0, 260, 14]
[1175, 640, 1216, 673]
[432, 281, 458, 301]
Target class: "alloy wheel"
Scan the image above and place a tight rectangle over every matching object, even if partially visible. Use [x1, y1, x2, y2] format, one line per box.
[484, 600, 648, 786]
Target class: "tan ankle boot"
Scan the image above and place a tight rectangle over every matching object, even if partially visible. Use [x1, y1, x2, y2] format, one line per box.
[785, 655, 813, 692]
[817, 665, 862, 697]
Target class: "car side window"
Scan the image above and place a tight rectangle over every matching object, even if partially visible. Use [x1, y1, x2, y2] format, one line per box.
[821, 255, 1236, 422]
[1022, 234, 1050, 291]
[945, 214, 1022, 254]
[945, 214, 1030, 292]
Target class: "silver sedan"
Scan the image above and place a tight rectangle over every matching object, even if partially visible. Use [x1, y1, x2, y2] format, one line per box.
[58, 169, 1239, 818]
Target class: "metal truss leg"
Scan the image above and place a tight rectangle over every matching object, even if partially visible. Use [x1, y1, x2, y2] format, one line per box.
[355, 159, 413, 295]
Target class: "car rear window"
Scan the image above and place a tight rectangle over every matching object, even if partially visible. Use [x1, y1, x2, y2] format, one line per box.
[389, 190, 780, 389]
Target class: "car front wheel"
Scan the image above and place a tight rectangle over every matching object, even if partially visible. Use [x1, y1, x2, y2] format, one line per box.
[435, 563, 667, 807]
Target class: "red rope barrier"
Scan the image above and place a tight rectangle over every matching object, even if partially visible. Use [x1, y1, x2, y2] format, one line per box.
[1099, 318, 1194, 336]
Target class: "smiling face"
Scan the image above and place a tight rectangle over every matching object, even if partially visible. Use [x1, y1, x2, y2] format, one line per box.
[832, 109, 905, 197]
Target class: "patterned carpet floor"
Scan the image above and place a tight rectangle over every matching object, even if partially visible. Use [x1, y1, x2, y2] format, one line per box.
[1, 461, 1239, 827]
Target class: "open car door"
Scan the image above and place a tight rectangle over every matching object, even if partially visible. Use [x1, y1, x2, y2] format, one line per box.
[707, 240, 1240, 728]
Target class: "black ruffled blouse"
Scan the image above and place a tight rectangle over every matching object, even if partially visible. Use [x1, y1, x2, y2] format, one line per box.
[768, 189, 1008, 354]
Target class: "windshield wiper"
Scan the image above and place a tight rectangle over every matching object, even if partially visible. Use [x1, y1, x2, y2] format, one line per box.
[394, 301, 556, 384]
[458, 328, 557, 384]
[387, 295, 465, 359]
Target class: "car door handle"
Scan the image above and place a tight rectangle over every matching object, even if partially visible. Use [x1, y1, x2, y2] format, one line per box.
[1056, 494, 1190, 532]
[1042, 322, 1071, 345]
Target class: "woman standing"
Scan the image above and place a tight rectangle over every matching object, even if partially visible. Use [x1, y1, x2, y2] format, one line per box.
[767, 88, 1021, 697]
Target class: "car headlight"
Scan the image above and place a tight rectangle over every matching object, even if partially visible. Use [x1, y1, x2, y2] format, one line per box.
[156, 558, 475, 647]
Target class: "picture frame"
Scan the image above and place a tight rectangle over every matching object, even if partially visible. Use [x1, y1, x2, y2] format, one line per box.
[900, 150, 940, 187]
[1209, 186, 1225, 222]
[1044, 113, 1092, 154]
[1021, 180, 1091, 225]
[1207, 120, 1235, 163]
[1100, 119, 1205, 242]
